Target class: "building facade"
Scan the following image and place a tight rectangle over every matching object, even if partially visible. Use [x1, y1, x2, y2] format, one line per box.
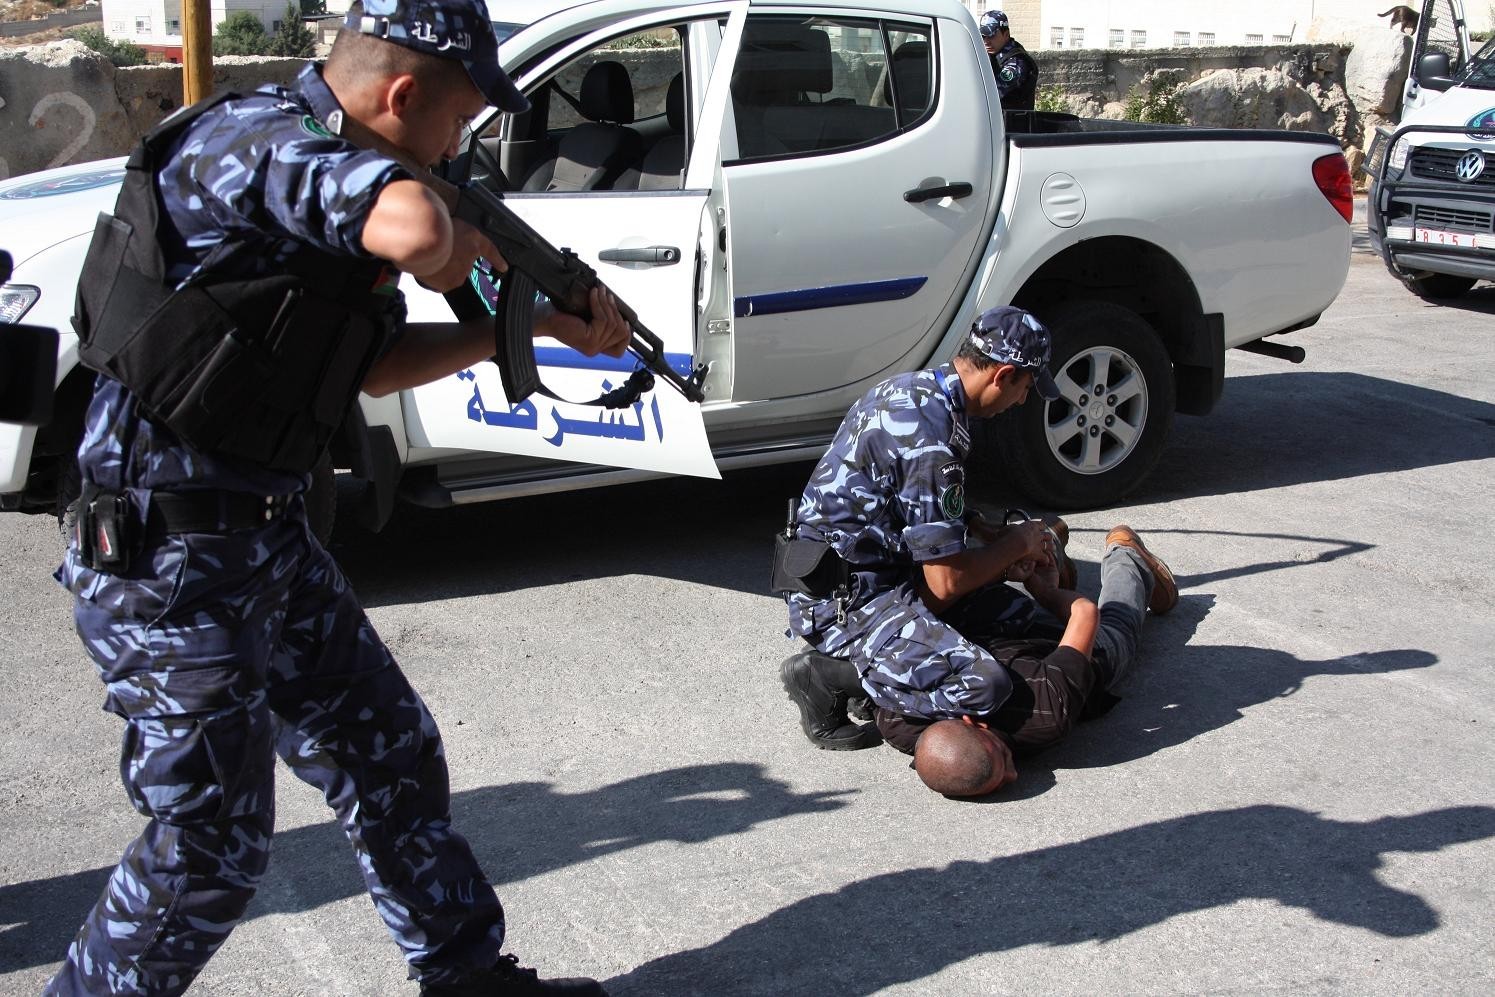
[960, 1, 1494, 51]
[100, 0, 305, 60]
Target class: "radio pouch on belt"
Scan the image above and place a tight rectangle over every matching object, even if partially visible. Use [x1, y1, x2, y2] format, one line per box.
[770, 499, 851, 605]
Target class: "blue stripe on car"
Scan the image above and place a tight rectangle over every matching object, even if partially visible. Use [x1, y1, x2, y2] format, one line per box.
[734, 276, 927, 318]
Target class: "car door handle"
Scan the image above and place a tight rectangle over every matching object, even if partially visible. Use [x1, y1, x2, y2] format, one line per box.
[903, 181, 974, 204]
[598, 246, 681, 266]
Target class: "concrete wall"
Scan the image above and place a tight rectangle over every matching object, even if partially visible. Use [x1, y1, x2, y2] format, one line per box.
[0, 33, 1394, 182]
[0, 40, 303, 181]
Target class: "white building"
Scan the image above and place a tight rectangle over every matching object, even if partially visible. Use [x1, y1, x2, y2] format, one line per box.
[101, 0, 306, 59]
[959, 2, 1495, 51]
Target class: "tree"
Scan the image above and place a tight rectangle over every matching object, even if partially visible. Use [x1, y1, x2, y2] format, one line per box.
[300, 0, 327, 14]
[213, 11, 272, 56]
[271, 3, 317, 58]
[70, 26, 148, 67]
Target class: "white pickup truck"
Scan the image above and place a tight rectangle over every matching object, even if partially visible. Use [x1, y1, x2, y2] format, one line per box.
[0, 0, 1352, 536]
[1366, 0, 1495, 300]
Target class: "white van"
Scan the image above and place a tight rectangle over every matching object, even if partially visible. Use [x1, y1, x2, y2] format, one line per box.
[1366, 0, 1495, 299]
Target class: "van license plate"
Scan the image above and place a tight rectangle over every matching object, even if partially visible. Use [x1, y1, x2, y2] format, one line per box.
[1414, 227, 1478, 248]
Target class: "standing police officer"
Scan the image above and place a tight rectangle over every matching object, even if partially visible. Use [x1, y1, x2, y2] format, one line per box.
[48, 1, 626, 994]
[779, 307, 1063, 747]
[980, 9, 1039, 112]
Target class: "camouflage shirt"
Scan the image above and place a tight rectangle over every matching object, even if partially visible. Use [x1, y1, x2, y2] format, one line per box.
[787, 364, 975, 648]
[77, 62, 412, 498]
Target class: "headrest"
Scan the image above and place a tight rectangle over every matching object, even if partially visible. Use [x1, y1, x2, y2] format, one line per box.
[734, 21, 833, 98]
[580, 60, 634, 124]
[665, 72, 685, 133]
[885, 39, 930, 113]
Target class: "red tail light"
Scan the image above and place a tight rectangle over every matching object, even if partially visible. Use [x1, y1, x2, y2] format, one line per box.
[1313, 153, 1353, 223]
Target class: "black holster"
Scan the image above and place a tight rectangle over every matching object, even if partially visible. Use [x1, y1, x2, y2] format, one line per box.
[770, 501, 852, 621]
[75, 484, 140, 573]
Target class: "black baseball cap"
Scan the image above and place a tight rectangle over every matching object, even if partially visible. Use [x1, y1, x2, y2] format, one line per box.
[347, 0, 529, 113]
[969, 306, 1060, 400]
[979, 11, 1009, 37]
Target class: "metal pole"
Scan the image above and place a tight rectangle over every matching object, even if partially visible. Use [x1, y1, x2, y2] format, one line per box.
[181, 0, 213, 106]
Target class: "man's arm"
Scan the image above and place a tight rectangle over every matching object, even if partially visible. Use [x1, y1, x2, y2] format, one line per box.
[917, 518, 1050, 614]
[362, 288, 628, 397]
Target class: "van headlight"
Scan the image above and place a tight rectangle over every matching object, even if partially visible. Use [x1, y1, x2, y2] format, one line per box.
[0, 284, 40, 325]
[1388, 138, 1412, 172]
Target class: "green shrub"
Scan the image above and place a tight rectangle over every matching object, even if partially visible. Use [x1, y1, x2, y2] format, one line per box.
[270, 3, 316, 57]
[1121, 75, 1188, 125]
[1035, 86, 1066, 113]
[70, 26, 148, 67]
[213, 11, 272, 56]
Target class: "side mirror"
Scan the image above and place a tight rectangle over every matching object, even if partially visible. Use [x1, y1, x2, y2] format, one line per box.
[1417, 52, 1455, 91]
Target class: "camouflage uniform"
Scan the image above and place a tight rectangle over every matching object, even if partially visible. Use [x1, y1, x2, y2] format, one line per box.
[786, 365, 1038, 721]
[990, 38, 1038, 111]
[47, 64, 505, 995]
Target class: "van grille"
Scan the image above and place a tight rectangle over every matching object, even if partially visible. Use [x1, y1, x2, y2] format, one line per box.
[1409, 147, 1495, 189]
[1413, 204, 1493, 232]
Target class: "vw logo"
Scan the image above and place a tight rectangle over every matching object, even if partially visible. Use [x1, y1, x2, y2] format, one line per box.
[1455, 150, 1487, 183]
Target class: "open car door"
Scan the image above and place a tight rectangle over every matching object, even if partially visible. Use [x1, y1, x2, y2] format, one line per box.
[400, 2, 750, 479]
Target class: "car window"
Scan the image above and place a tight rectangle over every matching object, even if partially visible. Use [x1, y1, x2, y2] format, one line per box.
[497, 25, 692, 193]
[730, 16, 933, 162]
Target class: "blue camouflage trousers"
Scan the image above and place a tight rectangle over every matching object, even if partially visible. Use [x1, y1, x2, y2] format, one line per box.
[47, 504, 504, 995]
[837, 580, 1045, 720]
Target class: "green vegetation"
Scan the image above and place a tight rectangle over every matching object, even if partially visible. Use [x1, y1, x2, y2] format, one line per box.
[212, 11, 272, 55]
[212, 6, 314, 57]
[1035, 86, 1066, 113]
[69, 25, 148, 67]
[270, 3, 316, 57]
[1121, 75, 1188, 125]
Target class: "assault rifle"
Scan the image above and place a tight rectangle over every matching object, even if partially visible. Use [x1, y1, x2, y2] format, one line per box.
[328, 111, 708, 407]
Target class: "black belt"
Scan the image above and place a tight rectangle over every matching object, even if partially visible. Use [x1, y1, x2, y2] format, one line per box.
[78, 485, 296, 573]
[146, 490, 295, 534]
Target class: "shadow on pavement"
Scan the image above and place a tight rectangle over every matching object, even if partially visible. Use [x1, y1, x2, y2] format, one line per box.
[333, 461, 814, 607]
[605, 803, 1495, 995]
[0, 762, 850, 974]
[1139, 370, 1495, 506]
[338, 370, 1491, 606]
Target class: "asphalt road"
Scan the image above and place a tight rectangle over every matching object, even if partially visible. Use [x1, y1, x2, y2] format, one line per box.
[0, 8, 99, 38]
[1, 205, 1492, 994]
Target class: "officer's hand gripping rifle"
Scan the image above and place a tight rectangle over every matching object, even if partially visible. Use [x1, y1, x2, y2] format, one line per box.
[328, 111, 708, 408]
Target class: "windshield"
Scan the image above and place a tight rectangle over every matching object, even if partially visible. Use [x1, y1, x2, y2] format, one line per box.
[491, 20, 524, 46]
[1454, 37, 1495, 89]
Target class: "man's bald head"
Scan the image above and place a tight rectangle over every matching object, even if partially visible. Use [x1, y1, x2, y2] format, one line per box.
[914, 719, 1012, 797]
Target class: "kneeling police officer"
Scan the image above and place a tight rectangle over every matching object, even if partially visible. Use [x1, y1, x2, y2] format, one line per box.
[48, 1, 627, 993]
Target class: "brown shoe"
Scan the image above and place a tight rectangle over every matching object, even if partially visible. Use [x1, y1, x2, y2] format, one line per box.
[1043, 516, 1078, 591]
[1104, 525, 1178, 615]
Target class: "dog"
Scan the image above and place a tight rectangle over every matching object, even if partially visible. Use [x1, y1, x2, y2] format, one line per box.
[1379, 6, 1419, 34]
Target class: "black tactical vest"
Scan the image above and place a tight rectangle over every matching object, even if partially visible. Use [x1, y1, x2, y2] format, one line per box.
[72, 93, 398, 474]
[992, 42, 1038, 112]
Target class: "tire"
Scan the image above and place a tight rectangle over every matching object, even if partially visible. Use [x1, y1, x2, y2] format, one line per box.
[1396, 270, 1476, 300]
[988, 300, 1175, 510]
[56, 453, 81, 543]
[306, 456, 337, 546]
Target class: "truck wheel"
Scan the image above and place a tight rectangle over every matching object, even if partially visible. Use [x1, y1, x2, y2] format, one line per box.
[1397, 271, 1476, 300]
[307, 456, 337, 546]
[56, 454, 81, 542]
[990, 301, 1174, 510]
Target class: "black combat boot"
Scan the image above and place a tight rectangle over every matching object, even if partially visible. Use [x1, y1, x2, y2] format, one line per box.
[779, 650, 882, 750]
[420, 955, 608, 996]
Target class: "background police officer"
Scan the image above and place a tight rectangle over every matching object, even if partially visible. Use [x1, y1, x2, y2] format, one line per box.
[47, 0, 624, 994]
[980, 9, 1039, 112]
[781, 307, 1063, 747]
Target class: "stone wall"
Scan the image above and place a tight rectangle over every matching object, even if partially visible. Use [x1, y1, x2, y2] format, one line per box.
[0, 40, 303, 180]
[0, 31, 1412, 182]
